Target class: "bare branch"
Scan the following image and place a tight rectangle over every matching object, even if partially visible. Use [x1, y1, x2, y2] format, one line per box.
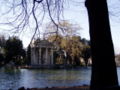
[0, 0, 66, 45]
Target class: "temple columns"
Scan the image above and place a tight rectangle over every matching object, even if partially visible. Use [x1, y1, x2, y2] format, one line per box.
[45, 48, 48, 64]
[31, 48, 36, 65]
[39, 48, 41, 64]
[51, 49, 54, 65]
[31, 47, 54, 65]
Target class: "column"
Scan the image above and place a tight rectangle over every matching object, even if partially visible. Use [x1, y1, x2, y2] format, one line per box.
[46, 48, 48, 65]
[34, 48, 37, 65]
[30, 48, 33, 65]
[39, 48, 41, 65]
[31, 48, 35, 65]
[51, 49, 54, 65]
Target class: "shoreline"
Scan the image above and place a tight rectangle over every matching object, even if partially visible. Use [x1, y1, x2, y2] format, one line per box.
[18, 85, 90, 90]
[16, 65, 92, 69]
[17, 65, 120, 70]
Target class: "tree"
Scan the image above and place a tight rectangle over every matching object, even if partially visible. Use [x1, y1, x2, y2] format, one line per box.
[0, 53, 5, 65]
[66, 36, 83, 66]
[85, 0, 119, 89]
[26, 45, 31, 65]
[5, 36, 26, 65]
[46, 21, 82, 65]
[48, 34, 87, 66]
[0, 35, 6, 48]
[81, 45, 91, 66]
[81, 38, 91, 66]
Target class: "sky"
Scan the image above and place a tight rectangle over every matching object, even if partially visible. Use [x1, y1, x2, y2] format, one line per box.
[0, 0, 120, 54]
[55, 0, 120, 54]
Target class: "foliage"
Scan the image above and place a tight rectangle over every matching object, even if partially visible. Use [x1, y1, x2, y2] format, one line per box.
[5, 36, 26, 65]
[47, 34, 91, 66]
[26, 45, 31, 65]
[0, 35, 6, 48]
[45, 21, 90, 66]
[81, 45, 91, 66]
[0, 53, 5, 65]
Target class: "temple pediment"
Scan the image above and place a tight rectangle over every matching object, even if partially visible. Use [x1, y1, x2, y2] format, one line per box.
[31, 40, 54, 48]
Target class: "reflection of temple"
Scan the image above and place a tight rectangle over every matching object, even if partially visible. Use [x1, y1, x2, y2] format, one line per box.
[30, 40, 54, 66]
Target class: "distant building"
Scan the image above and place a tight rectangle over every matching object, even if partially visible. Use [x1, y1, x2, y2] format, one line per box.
[30, 40, 54, 67]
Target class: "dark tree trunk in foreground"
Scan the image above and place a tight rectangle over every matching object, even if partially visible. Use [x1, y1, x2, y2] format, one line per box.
[85, 0, 118, 89]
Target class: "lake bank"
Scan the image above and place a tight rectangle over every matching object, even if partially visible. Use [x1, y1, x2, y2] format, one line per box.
[18, 85, 90, 90]
[17, 64, 92, 69]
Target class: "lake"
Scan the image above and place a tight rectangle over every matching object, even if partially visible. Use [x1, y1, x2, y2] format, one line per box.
[0, 67, 120, 90]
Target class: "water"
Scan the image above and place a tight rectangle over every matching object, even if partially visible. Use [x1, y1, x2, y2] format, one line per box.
[0, 67, 120, 89]
[0, 67, 91, 89]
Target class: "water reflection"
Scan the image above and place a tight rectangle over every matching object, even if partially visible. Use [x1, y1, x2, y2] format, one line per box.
[0, 68, 21, 89]
[0, 67, 90, 89]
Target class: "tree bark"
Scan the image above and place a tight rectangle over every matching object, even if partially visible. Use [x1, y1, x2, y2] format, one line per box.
[85, 0, 118, 89]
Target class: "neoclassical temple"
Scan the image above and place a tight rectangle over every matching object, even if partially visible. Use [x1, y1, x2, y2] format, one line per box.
[30, 40, 54, 66]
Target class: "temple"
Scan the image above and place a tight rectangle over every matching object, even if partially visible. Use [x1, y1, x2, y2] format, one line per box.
[30, 40, 54, 67]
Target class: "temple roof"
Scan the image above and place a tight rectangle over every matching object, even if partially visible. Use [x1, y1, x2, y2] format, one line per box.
[31, 40, 54, 48]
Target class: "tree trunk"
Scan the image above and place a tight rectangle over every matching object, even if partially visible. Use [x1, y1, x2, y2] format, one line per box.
[85, 0, 118, 89]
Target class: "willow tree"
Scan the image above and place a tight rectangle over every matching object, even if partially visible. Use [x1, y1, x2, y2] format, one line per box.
[85, 0, 119, 89]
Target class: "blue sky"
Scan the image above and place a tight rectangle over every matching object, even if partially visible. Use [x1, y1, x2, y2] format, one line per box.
[0, 0, 120, 54]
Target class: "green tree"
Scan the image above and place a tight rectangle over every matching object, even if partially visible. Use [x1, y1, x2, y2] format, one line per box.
[81, 45, 91, 66]
[81, 38, 91, 66]
[5, 36, 26, 65]
[0, 53, 5, 66]
[26, 45, 31, 65]
[0, 35, 6, 48]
